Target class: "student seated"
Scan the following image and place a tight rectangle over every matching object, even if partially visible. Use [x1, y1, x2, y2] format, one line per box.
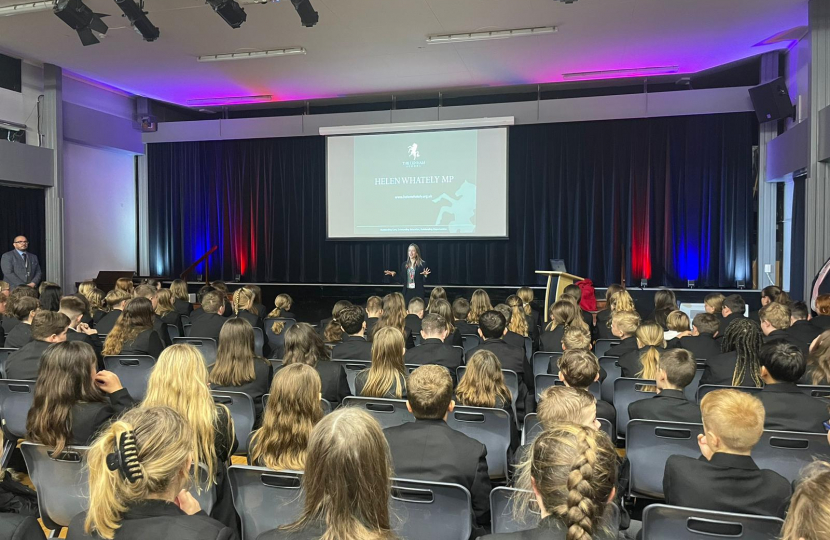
[209, 318, 272, 418]
[102, 298, 165, 359]
[628, 348, 701, 424]
[604, 310, 640, 358]
[6, 311, 69, 380]
[154, 289, 184, 336]
[264, 294, 295, 358]
[494, 303, 528, 352]
[170, 279, 193, 316]
[649, 288, 678, 331]
[355, 326, 407, 399]
[760, 302, 809, 355]
[563, 283, 596, 339]
[320, 300, 351, 344]
[4, 295, 38, 348]
[247, 285, 267, 320]
[383, 365, 491, 533]
[453, 297, 478, 336]
[370, 293, 415, 349]
[405, 297, 424, 334]
[700, 318, 764, 388]
[364, 295, 382, 334]
[468, 289, 493, 327]
[266, 293, 295, 322]
[248, 363, 323, 470]
[718, 294, 747, 337]
[189, 285, 216, 322]
[95, 289, 132, 335]
[2, 287, 37, 335]
[557, 349, 615, 427]
[663, 310, 691, 342]
[506, 295, 537, 349]
[539, 300, 588, 353]
[66, 407, 237, 540]
[428, 298, 463, 347]
[596, 284, 625, 340]
[663, 389, 791, 518]
[86, 287, 108, 327]
[780, 461, 830, 540]
[282, 323, 350, 407]
[704, 292, 725, 320]
[27, 341, 134, 450]
[517, 286, 541, 331]
[231, 287, 264, 332]
[485, 424, 619, 540]
[114, 277, 135, 296]
[455, 349, 518, 449]
[133, 285, 173, 347]
[676, 313, 721, 360]
[813, 294, 830, 331]
[803, 329, 830, 385]
[757, 340, 827, 432]
[618, 322, 665, 378]
[59, 296, 102, 362]
[331, 305, 372, 360]
[788, 300, 822, 345]
[188, 291, 227, 342]
[404, 313, 463, 383]
[257, 408, 396, 540]
[210, 281, 233, 318]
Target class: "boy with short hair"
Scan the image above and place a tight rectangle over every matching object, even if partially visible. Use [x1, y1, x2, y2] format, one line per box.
[406, 297, 425, 334]
[365, 296, 383, 334]
[663, 389, 791, 518]
[405, 313, 463, 383]
[187, 290, 226, 342]
[6, 310, 70, 380]
[719, 294, 747, 337]
[557, 349, 615, 426]
[331, 305, 372, 360]
[628, 348, 701, 423]
[605, 311, 640, 357]
[453, 297, 478, 335]
[677, 313, 721, 360]
[787, 300, 822, 344]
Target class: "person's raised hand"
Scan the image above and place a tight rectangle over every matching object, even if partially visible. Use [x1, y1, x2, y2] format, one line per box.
[384, 270, 396, 277]
[94, 370, 124, 394]
[174, 490, 202, 515]
[420, 268, 431, 277]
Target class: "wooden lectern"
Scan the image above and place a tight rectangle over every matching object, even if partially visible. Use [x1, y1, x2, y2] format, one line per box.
[535, 271, 585, 323]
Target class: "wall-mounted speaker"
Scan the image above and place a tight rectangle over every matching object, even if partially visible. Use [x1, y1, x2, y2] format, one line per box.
[749, 77, 795, 123]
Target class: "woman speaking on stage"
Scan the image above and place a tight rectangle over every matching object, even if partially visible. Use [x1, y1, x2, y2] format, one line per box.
[384, 244, 431, 303]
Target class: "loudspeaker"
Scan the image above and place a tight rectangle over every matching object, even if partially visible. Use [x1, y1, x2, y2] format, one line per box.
[749, 77, 794, 123]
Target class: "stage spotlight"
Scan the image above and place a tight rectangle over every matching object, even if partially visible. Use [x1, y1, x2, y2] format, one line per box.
[114, 0, 159, 42]
[54, 0, 109, 46]
[291, 0, 318, 27]
[687, 279, 696, 289]
[640, 279, 647, 289]
[207, 0, 247, 29]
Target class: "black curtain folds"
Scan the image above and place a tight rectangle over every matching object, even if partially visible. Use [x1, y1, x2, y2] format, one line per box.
[147, 113, 756, 288]
[0, 185, 46, 273]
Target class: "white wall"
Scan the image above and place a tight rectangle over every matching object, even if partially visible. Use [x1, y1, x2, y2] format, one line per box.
[63, 141, 137, 288]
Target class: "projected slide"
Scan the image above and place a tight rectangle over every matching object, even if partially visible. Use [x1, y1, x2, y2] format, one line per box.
[327, 127, 508, 239]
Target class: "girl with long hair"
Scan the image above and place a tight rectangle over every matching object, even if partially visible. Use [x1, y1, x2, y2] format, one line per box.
[617, 322, 664, 379]
[209, 318, 272, 416]
[597, 284, 625, 340]
[610, 289, 635, 314]
[700, 318, 764, 388]
[259, 408, 396, 540]
[102, 297, 164, 358]
[356, 326, 407, 399]
[248, 363, 323, 470]
[87, 287, 107, 325]
[456, 350, 514, 431]
[323, 300, 352, 344]
[780, 461, 830, 540]
[384, 243, 430, 305]
[247, 285, 266, 316]
[154, 288, 184, 335]
[541, 300, 589, 352]
[428, 298, 462, 347]
[805, 330, 830, 385]
[26, 341, 134, 453]
[114, 277, 134, 296]
[170, 279, 193, 316]
[283, 323, 350, 406]
[426, 286, 447, 312]
[66, 407, 235, 540]
[232, 287, 264, 330]
[505, 295, 529, 337]
[39, 283, 62, 311]
[649, 288, 677, 330]
[500, 425, 619, 540]
[371, 293, 414, 348]
[468, 289, 492, 325]
[78, 280, 95, 299]
[96, 289, 133, 335]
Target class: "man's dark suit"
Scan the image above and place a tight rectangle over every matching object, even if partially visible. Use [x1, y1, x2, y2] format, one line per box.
[700, 351, 760, 388]
[663, 453, 791, 518]
[603, 336, 638, 358]
[189, 312, 228, 343]
[331, 335, 373, 360]
[756, 382, 828, 433]
[404, 338, 463, 384]
[6, 339, 51, 380]
[627, 388, 701, 424]
[677, 333, 722, 360]
[0, 250, 41, 289]
[95, 309, 123, 335]
[384, 418, 491, 529]
[2, 315, 19, 335]
[787, 319, 823, 347]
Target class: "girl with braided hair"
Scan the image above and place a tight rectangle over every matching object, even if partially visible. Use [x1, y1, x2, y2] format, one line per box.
[700, 318, 764, 388]
[483, 424, 619, 540]
[231, 287, 264, 333]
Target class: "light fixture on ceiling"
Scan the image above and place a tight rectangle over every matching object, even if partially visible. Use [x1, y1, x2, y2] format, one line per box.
[114, 0, 159, 41]
[0, 1, 54, 17]
[562, 65, 680, 80]
[186, 94, 273, 106]
[291, 0, 318, 27]
[426, 26, 556, 44]
[207, 0, 247, 29]
[53, 0, 109, 46]
[197, 47, 306, 62]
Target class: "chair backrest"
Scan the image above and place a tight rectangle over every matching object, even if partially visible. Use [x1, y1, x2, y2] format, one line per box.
[626, 420, 704, 499]
[341, 396, 415, 429]
[696, 384, 762, 403]
[684, 368, 704, 402]
[391, 478, 472, 540]
[533, 351, 561, 378]
[598, 356, 621, 403]
[797, 384, 830, 399]
[594, 339, 621, 358]
[0, 379, 36, 439]
[642, 504, 784, 540]
[269, 358, 282, 371]
[614, 378, 657, 437]
[447, 406, 511, 480]
[181, 314, 191, 326]
[262, 394, 332, 416]
[461, 334, 480, 353]
[103, 355, 157, 401]
[455, 366, 519, 414]
[166, 323, 180, 341]
[264, 318, 297, 345]
[173, 337, 217, 366]
[535, 375, 601, 401]
[211, 390, 256, 454]
[332, 359, 372, 395]
[0, 348, 18, 378]
[252, 327, 264, 357]
[522, 412, 613, 446]
[182, 324, 191, 337]
[489, 486, 539, 534]
[752, 430, 830, 483]
[228, 466, 304, 540]
[523, 337, 532, 361]
[20, 442, 89, 532]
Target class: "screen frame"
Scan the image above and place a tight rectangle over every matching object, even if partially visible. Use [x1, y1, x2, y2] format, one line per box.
[324, 125, 510, 242]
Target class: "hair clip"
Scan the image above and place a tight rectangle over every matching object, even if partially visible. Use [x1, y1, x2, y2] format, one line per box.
[106, 431, 144, 483]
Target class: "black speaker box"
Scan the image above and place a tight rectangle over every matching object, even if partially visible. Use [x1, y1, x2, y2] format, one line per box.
[749, 77, 794, 123]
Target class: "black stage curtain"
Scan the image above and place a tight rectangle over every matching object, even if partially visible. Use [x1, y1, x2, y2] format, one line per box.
[0, 185, 46, 272]
[147, 112, 755, 288]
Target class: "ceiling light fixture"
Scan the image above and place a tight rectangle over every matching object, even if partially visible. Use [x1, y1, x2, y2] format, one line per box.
[53, 0, 109, 46]
[291, 0, 318, 27]
[197, 47, 306, 62]
[426, 26, 556, 44]
[0, 1, 53, 16]
[186, 94, 272, 106]
[114, 0, 159, 42]
[562, 65, 680, 80]
[207, 0, 247, 29]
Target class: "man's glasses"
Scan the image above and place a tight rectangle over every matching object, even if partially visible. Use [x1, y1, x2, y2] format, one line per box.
[13, 241, 28, 245]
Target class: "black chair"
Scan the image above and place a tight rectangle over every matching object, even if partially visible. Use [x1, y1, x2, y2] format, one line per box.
[490, 486, 539, 534]
[684, 368, 704, 402]
[594, 339, 621, 358]
[252, 327, 265, 357]
[228, 466, 304, 540]
[456, 366, 519, 421]
[598, 356, 621, 403]
[0, 379, 36, 468]
[641, 504, 784, 540]
[461, 334, 480, 354]
[626, 420, 704, 499]
[0, 348, 18, 378]
[523, 337, 532, 361]
[447, 406, 511, 480]
[331, 359, 371, 395]
[532, 351, 561, 378]
[390, 478, 472, 540]
[182, 324, 192, 337]
[544, 377, 601, 400]
[523, 412, 613, 444]
[103, 355, 157, 401]
[211, 390, 256, 455]
[696, 384, 762, 402]
[269, 358, 282, 371]
[166, 324, 180, 341]
[796, 384, 830, 399]
[181, 314, 191, 326]
[173, 337, 217, 366]
[613, 378, 657, 438]
[752, 429, 830, 483]
[342, 396, 414, 429]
